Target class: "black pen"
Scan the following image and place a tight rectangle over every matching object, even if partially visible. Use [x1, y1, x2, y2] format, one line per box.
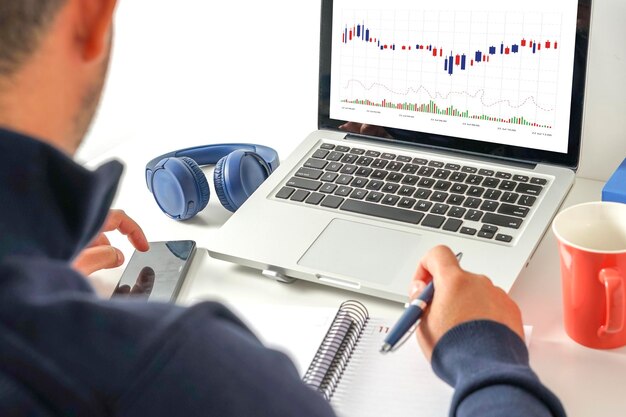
[380, 252, 463, 353]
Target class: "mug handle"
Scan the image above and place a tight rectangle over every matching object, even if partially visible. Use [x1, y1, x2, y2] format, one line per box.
[598, 268, 625, 336]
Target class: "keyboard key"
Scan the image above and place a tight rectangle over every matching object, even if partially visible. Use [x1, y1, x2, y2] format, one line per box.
[336, 175, 353, 185]
[448, 206, 466, 218]
[401, 164, 419, 174]
[350, 148, 365, 155]
[382, 183, 400, 193]
[365, 192, 384, 203]
[321, 195, 345, 209]
[431, 204, 449, 215]
[499, 180, 517, 191]
[356, 156, 374, 166]
[477, 230, 495, 239]
[443, 218, 463, 232]
[381, 195, 400, 206]
[430, 191, 449, 202]
[365, 150, 381, 157]
[513, 175, 529, 182]
[320, 183, 337, 194]
[305, 192, 325, 205]
[326, 162, 343, 172]
[387, 161, 404, 171]
[463, 197, 482, 209]
[434, 169, 451, 179]
[418, 178, 435, 188]
[398, 186, 417, 196]
[515, 183, 543, 196]
[428, 160, 445, 168]
[354, 167, 373, 177]
[291, 189, 310, 202]
[396, 155, 412, 163]
[450, 172, 467, 182]
[320, 172, 338, 183]
[335, 186, 353, 197]
[295, 167, 323, 180]
[422, 214, 446, 228]
[418, 166, 435, 176]
[460, 227, 477, 236]
[461, 166, 478, 173]
[304, 158, 328, 170]
[341, 154, 359, 164]
[287, 177, 322, 191]
[482, 213, 523, 229]
[350, 177, 368, 188]
[451, 183, 468, 194]
[501, 192, 519, 204]
[414, 200, 432, 212]
[398, 197, 417, 209]
[414, 188, 432, 199]
[496, 234, 513, 243]
[412, 158, 428, 165]
[447, 194, 465, 205]
[350, 189, 368, 200]
[495, 171, 512, 179]
[445, 163, 461, 171]
[434, 180, 452, 191]
[340, 199, 424, 224]
[381, 153, 396, 160]
[481, 224, 498, 233]
[483, 189, 502, 200]
[498, 203, 529, 218]
[372, 159, 389, 169]
[480, 200, 499, 212]
[326, 151, 344, 162]
[312, 149, 329, 159]
[401, 175, 419, 185]
[518, 195, 537, 207]
[467, 186, 485, 197]
[335, 145, 350, 152]
[340, 164, 357, 175]
[320, 143, 335, 150]
[276, 187, 295, 199]
[530, 177, 548, 185]
[366, 180, 384, 191]
[371, 169, 388, 180]
[387, 173, 404, 182]
[466, 175, 484, 185]
[482, 177, 500, 188]
[478, 169, 495, 176]
[464, 209, 483, 221]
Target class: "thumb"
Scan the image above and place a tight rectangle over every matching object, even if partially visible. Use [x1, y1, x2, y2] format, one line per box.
[73, 246, 124, 276]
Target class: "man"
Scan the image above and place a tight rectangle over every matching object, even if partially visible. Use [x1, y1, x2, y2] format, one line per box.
[0, 1, 565, 416]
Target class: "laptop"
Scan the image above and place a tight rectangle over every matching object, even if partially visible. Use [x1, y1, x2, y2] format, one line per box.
[208, 0, 592, 303]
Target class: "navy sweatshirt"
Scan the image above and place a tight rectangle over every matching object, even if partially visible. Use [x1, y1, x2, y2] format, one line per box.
[0, 128, 565, 416]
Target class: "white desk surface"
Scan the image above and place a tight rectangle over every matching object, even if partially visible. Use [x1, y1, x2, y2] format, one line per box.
[85, 136, 626, 417]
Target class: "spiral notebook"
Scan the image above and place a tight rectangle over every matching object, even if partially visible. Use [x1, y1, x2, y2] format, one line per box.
[302, 300, 453, 417]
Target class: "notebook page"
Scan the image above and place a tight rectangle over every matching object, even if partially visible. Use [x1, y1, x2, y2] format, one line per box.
[331, 318, 453, 417]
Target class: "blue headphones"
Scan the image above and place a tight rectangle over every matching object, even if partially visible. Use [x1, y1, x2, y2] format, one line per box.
[145, 143, 279, 220]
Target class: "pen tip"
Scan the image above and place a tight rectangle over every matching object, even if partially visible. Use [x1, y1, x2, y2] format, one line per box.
[380, 344, 391, 354]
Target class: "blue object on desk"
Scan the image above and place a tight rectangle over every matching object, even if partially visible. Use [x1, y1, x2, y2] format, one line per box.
[602, 158, 626, 204]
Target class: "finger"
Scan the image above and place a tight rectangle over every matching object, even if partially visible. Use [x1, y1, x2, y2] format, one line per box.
[101, 210, 150, 252]
[409, 279, 427, 300]
[72, 246, 124, 276]
[88, 233, 111, 248]
[413, 245, 462, 284]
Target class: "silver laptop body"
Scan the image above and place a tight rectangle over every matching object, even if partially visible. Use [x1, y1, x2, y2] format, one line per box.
[208, 0, 591, 303]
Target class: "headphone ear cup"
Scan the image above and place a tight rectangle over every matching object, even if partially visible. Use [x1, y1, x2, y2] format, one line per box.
[214, 150, 271, 212]
[150, 156, 210, 220]
[213, 156, 237, 212]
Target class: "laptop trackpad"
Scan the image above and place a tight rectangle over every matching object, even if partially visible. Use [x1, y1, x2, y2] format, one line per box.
[298, 219, 422, 285]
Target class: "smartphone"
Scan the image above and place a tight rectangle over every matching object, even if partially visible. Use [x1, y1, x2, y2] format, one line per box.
[112, 240, 197, 302]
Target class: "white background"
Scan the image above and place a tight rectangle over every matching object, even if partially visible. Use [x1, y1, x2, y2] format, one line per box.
[78, 0, 626, 180]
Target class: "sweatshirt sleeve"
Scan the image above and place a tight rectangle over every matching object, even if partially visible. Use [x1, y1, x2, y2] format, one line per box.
[430, 320, 566, 417]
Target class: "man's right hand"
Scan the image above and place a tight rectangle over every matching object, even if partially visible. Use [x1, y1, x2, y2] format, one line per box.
[410, 245, 525, 361]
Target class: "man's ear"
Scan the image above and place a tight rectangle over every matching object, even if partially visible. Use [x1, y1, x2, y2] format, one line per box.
[76, 0, 118, 61]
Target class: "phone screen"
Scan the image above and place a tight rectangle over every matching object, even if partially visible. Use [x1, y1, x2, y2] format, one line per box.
[112, 240, 196, 302]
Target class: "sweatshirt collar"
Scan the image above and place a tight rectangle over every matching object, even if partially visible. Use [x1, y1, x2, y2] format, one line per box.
[0, 128, 123, 261]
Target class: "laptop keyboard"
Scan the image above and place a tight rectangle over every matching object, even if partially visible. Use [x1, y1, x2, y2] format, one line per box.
[274, 143, 548, 244]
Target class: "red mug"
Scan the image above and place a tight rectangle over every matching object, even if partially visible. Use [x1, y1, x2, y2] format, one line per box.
[552, 201, 626, 349]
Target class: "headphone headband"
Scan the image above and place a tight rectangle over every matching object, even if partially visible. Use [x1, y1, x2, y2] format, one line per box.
[146, 143, 279, 173]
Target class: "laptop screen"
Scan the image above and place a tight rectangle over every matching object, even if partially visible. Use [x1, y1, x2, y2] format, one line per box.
[318, 0, 592, 169]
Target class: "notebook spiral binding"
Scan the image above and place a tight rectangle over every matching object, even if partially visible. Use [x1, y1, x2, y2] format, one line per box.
[302, 300, 369, 400]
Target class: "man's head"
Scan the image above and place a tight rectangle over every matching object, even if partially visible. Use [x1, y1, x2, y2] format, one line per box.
[0, 0, 117, 155]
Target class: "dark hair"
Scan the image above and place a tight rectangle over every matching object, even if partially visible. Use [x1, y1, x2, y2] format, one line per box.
[0, 1, 67, 76]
